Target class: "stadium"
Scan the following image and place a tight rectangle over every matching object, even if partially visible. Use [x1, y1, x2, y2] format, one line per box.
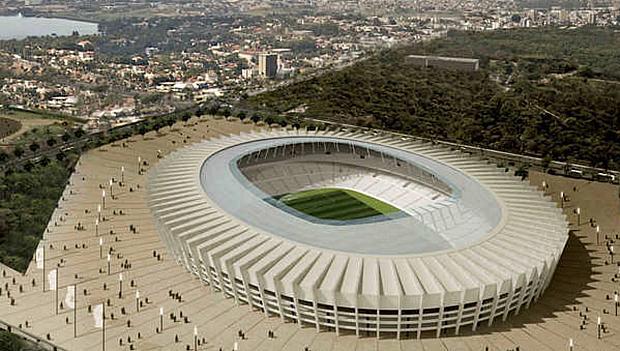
[147, 127, 569, 339]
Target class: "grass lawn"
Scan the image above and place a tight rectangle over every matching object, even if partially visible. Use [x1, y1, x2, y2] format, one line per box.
[0, 111, 81, 148]
[278, 188, 399, 221]
[0, 110, 67, 144]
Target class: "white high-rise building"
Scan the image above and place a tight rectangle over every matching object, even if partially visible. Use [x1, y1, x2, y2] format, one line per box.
[258, 53, 278, 79]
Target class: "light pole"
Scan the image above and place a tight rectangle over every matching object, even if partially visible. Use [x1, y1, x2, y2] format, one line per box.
[560, 191, 564, 208]
[102, 303, 106, 351]
[107, 254, 111, 275]
[159, 307, 164, 332]
[569, 338, 574, 351]
[118, 273, 123, 298]
[597, 225, 600, 245]
[109, 179, 113, 198]
[95, 218, 99, 236]
[102, 189, 106, 209]
[137, 156, 141, 174]
[576, 207, 581, 226]
[194, 326, 198, 351]
[597, 315, 602, 339]
[52, 268, 59, 315]
[615, 292, 618, 316]
[121, 166, 125, 184]
[611, 246, 615, 264]
[136, 290, 140, 312]
[41, 245, 46, 292]
[99, 237, 103, 259]
[72, 284, 77, 338]
[97, 204, 101, 222]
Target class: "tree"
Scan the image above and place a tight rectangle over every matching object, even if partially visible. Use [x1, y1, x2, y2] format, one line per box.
[250, 114, 261, 123]
[13, 147, 24, 158]
[207, 104, 220, 116]
[40, 156, 50, 166]
[23, 161, 34, 172]
[237, 111, 247, 120]
[181, 113, 192, 124]
[154, 122, 164, 134]
[166, 118, 175, 129]
[0, 330, 30, 351]
[74, 129, 85, 138]
[0, 151, 9, 163]
[138, 125, 147, 138]
[29, 142, 40, 154]
[61, 132, 71, 142]
[46, 137, 57, 147]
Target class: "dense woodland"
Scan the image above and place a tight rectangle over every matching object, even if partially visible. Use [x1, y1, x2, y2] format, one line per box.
[243, 26, 620, 170]
[0, 107, 202, 272]
[0, 329, 44, 351]
[0, 160, 71, 271]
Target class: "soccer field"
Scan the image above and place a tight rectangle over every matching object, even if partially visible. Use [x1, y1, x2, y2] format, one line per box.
[278, 188, 400, 221]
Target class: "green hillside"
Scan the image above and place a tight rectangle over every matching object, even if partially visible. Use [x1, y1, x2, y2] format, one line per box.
[242, 26, 620, 170]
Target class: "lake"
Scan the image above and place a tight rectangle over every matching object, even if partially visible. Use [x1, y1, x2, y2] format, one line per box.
[0, 14, 99, 40]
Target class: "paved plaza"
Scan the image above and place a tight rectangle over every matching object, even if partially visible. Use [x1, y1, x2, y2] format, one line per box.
[1, 116, 619, 351]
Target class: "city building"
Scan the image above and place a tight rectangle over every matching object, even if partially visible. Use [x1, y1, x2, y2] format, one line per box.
[408, 55, 480, 72]
[258, 53, 278, 78]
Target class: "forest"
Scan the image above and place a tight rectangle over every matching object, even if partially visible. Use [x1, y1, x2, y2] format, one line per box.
[0, 329, 44, 351]
[0, 160, 71, 272]
[0, 107, 202, 272]
[243, 26, 620, 170]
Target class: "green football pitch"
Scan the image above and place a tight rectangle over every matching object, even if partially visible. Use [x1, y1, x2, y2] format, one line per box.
[277, 188, 400, 221]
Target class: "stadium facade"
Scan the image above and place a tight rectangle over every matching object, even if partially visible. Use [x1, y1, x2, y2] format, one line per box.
[147, 128, 569, 338]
